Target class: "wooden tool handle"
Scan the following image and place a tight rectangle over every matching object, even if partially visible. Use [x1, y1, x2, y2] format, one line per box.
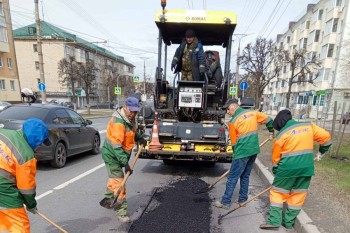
[37, 211, 68, 233]
[208, 170, 230, 189]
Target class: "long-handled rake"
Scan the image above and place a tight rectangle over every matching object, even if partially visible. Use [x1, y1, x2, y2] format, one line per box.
[37, 211, 68, 233]
[218, 186, 271, 224]
[194, 137, 271, 194]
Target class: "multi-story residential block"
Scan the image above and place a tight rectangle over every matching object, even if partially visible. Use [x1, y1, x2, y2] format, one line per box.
[0, 0, 21, 102]
[264, 0, 349, 119]
[13, 21, 134, 107]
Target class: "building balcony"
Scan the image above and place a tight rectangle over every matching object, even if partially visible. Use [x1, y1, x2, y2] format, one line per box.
[0, 41, 10, 53]
[315, 21, 322, 30]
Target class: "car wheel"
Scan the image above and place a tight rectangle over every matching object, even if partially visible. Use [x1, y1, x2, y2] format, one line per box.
[50, 142, 67, 168]
[91, 134, 100, 155]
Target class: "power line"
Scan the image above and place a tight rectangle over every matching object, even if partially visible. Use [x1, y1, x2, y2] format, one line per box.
[259, 0, 284, 37]
[243, 0, 267, 34]
[265, 0, 293, 38]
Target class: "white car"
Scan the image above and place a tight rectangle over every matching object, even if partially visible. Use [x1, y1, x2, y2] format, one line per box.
[0, 101, 11, 111]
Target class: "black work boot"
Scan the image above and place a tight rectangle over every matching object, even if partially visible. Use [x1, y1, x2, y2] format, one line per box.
[259, 223, 280, 230]
[99, 198, 113, 209]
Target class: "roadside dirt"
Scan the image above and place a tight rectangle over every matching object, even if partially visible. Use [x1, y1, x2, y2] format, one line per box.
[258, 139, 350, 233]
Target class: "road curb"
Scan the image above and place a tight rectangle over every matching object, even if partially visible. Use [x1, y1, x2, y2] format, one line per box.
[254, 158, 321, 233]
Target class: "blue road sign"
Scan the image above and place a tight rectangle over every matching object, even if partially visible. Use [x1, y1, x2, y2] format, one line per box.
[38, 82, 46, 91]
[239, 81, 249, 91]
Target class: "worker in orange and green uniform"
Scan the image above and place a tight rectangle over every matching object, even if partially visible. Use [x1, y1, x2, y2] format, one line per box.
[260, 109, 331, 230]
[0, 118, 51, 233]
[214, 98, 274, 209]
[99, 96, 147, 223]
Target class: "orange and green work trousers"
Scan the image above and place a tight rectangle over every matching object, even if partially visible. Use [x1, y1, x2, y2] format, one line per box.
[267, 176, 311, 228]
[104, 163, 128, 217]
[0, 207, 30, 233]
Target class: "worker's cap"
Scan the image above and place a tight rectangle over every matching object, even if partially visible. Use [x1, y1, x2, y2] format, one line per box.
[185, 29, 196, 38]
[125, 97, 141, 112]
[223, 98, 239, 109]
[22, 118, 51, 150]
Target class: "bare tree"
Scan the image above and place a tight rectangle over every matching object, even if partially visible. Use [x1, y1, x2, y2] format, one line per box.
[278, 48, 321, 108]
[58, 56, 79, 104]
[77, 60, 98, 106]
[239, 38, 281, 108]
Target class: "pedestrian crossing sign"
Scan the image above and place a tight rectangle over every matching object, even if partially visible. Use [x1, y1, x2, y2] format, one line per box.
[114, 87, 122, 95]
[229, 86, 237, 96]
[133, 76, 140, 83]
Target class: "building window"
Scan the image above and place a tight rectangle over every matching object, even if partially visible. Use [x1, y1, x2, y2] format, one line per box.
[7, 58, 12, 69]
[0, 79, 5, 90]
[0, 57, 2, 67]
[0, 3, 3, 16]
[324, 69, 331, 81]
[332, 18, 339, 32]
[303, 38, 308, 49]
[37, 78, 40, 84]
[336, 0, 342, 6]
[33, 44, 38, 52]
[318, 9, 323, 20]
[314, 30, 320, 42]
[327, 44, 335, 57]
[10, 80, 15, 91]
[312, 96, 318, 105]
[305, 21, 310, 29]
[0, 26, 8, 42]
[319, 95, 325, 106]
[35, 61, 40, 70]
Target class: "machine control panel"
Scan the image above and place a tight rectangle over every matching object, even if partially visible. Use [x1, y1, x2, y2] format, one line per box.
[178, 87, 203, 108]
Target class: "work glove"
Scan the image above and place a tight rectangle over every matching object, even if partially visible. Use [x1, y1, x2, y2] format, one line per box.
[272, 167, 277, 175]
[138, 137, 147, 147]
[199, 65, 206, 74]
[269, 131, 275, 140]
[315, 152, 325, 161]
[171, 60, 177, 72]
[125, 163, 133, 175]
[26, 206, 38, 214]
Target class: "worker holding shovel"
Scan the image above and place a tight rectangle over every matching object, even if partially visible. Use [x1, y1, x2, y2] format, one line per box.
[214, 98, 274, 209]
[0, 118, 51, 233]
[99, 97, 147, 223]
[260, 109, 331, 230]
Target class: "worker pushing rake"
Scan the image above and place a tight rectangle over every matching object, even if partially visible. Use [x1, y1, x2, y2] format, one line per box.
[211, 98, 275, 211]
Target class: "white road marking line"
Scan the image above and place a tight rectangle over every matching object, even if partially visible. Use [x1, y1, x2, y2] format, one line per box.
[53, 163, 105, 190]
[36, 128, 107, 200]
[36, 190, 53, 200]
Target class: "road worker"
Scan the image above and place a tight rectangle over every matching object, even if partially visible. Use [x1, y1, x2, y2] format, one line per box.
[99, 96, 147, 223]
[171, 29, 206, 81]
[0, 118, 51, 233]
[214, 98, 274, 209]
[260, 109, 332, 230]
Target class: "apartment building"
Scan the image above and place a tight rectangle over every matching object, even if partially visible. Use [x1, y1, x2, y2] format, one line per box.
[13, 21, 134, 106]
[264, 0, 350, 119]
[0, 0, 21, 102]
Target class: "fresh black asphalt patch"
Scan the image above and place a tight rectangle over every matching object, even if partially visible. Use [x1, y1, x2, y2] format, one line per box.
[129, 177, 211, 233]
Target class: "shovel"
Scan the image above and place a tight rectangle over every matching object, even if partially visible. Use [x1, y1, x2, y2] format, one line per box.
[110, 145, 143, 209]
[218, 186, 271, 224]
[195, 137, 271, 194]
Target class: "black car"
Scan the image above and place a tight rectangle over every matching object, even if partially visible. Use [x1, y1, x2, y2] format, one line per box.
[0, 104, 100, 168]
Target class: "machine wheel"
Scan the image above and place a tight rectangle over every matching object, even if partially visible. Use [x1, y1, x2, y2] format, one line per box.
[204, 161, 216, 167]
[91, 134, 100, 155]
[50, 142, 67, 168]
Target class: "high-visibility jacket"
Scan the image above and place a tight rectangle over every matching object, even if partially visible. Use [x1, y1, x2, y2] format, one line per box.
[272, 120, 332, 178]
[0, 129, 37, 210]
[102, 108, 142, 167]
[228, 107, 274, 159]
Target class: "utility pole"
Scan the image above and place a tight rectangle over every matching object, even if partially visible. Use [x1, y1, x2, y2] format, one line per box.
[233, 34, 248, 98]
[144, 60, 146, 97]
[34, 0, 46, 103]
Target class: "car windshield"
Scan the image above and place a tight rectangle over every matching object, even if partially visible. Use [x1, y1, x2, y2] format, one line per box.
[0, 106, 49, 120]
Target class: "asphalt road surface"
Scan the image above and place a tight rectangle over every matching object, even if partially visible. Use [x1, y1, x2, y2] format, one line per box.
[29, 117, 295, 233]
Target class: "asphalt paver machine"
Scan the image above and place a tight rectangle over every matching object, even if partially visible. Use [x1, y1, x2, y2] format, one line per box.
[140, 1, 237, 166]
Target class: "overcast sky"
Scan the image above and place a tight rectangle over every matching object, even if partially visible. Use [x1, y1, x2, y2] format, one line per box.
[10, 0, 319, 82]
